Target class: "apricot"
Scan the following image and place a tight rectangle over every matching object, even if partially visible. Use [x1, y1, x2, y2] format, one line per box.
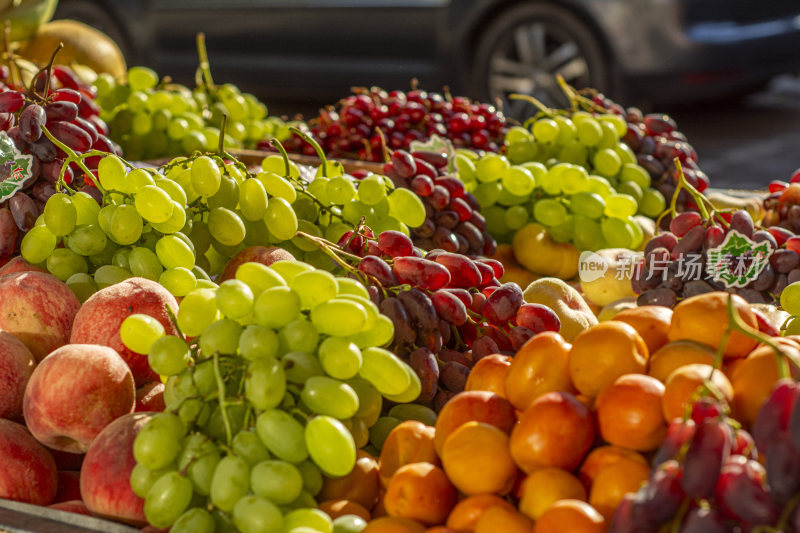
[504, 331, 574, 411]
[533, 500, 605, 533]
[578, 446, 649, 491]
[441, 422, 518, 495]
[730, 344, 800, 427]
[445, 494, 515, 531]
[648, 340, 716, 382]
[518, 468, 586, 520]
[384, 463, 457, 526]
[318, 499, 371, 521]
[319, 450, 380, 510]
[588, 459, 650, 522]
[433, 391, 516, 456]
[379, 421, 438, 488]
[475, 505, 534, 533]
[612, 305, 673, 353]
[596, 374, 667, 452]
[662, 364, 734, 422]
[465, 354, 512, 398]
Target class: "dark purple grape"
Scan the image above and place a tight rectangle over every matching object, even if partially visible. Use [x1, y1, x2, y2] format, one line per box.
[681, 418, 731, 499]
[729, 210, 754, 237]
[396, 289, 438, 333]
[8, 192, 37, 231]
[645, 232, 679, 255]
[432, 225, 458, 252]
[773, 273, 790, 295]
[32, 180, 56, 203]
[469, 211, 486, 231]
[434, 210, 459, 229]
[0, 91, 24, 113]
[412, 218, 435, 238]
[752, 264, 776, 292]
[765, 433, 800, 505]
[682, 280, 714, 298]
[752, 229, 778, 249]
[482, 283, 523, 325]
[0, 112, 13, 131]
[47, 120, 92, 152]
[19, 104, 46, 143]
[408, 347, 438, 404]
[629, 460, 685, 528]
[454, 221, 484, 253]
[434, 389, 455, 411]
[770, 249, 800, 273]
[44, 101, 79, 123]
[0, 208, 18, 256]
[671, 225, 704, 259]
[654, 418, 696, 466]
[472, 336, 500, 361]
[440, 361, 469, 393]
[380, 297, 415, 346]
[637, 288, 677, 307]
[788, 268, 800, 285]
[28, 136, 57, 163]
[680, 507, 733, 533]
[715, 455, 779, 525]
[509, 326, 536, 350]
[606, 495, 639, 533]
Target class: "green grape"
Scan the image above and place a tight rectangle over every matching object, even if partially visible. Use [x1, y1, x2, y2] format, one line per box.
[618, 180, 644, 204]
[615, 142, 637, 165]
[307, 177, 330, 205]
[148, 335, 190, 376]
[283, 351, 324, 383]
[171, 508, 215, 533]
[326, 176, 356, 204]
[210, 455, 251, 512]
[573, 215, 603, 251]
[640, 188, 666, 217]
[135, 185, 174, 224]
[193, 264, 212, 281]
[296, 460, 323, 497]
[120, 313, 165, 355]
[290, 270, 338, 309]
[341, 199, 370, 225]
[533, 198, 568, 226]
[71, 191, 100, 225]
[369, 416, 402, 450]
[388, 404, 437, 426]
[44, 193, 77, 236]
[506, 140, 538, 164]
[233, 429, 271, 467]
[336, 277, 369, 299]
[258, 172, 297, 204]
[110, 247, 129, 272]
[160, 267, 197, 297]
[475, 154, 509, 183]
[599, 113, 627, 137]
[311, 299, 367, 337]
[318, 337, 362, 380]
[254, 286, 300, 329]
[97, 204, 115, 236]
[504, 205, 529, 231]
[67, 224, 107, 256]
[337, 294, 377, 329]
[126, 168, 157, 192]
[628, 217, 644, 249]
[301, 376, 359, 419]
[150, 202, 188, 235]
[561, 165, 590, 194]
[167, 117, 189, 141]
[177, 288, 218, 337]
[251, 460, 303, 505]
[555, 115, 577, 144]
[236, 262, 286, 295]
[131, 112, 153, 136]
[348, 377, 382, 425]
[455, 153, 477, 182]
[239, 178, 269, 221]
[181, 131, 206, 154]
[199, 318, 243, 356]
[265, 196, 298, 241]
[88, 238, 119, 268]
[576, 117, 602, 146]
[208, 207, 246, 247]
[94, 265, 132, 288]
[483, 205, 509, 236]
[383, 363, 422, 404]
[292, 196, 319, 222]
[471, 181, 501, 208]
[780, 283, 800, 315]
[358, 347, 410, 395]
[348, 313, 394, 349]
[270, 260, 314, 284]
[156, 234, 195, 269]
[558, 140, 588, 167]
[587, 175, 614, 198]
[152, 108, 172, 130]
[127, 246, 163, 280]
[215, 279, 254, 318]
[245, 355, 286, 410]
[128, 66, 158, 90]
[256, 409, 309, 463]
[496, 187, 528, 207]
[292, 220, 323, 252]
[134, 413, 184, 470]
[357, 175, 387, 205]
[239, 325, 279, 361]
[305, 416, 356, 478]
[316, 160, 345, 178]
[593, 148, 622, 177]
[387, 188, 425, 228]
[19, 225, 54, 264]
[505, 125, 534, 144]
[130, 463, 174, 499]
[46, 248, 88, 281]
[144, 471, 193, 529]
[604, 193, 638, 218]
[621, 163, 651, 188]
[66, 272, 97, 303]
[540, 164, 568, 195]
[333, 515, 367, 533]
[261, 154, 299, 178]
[600, 216, 634, 248]
[279, 319, 319, 353]
[110, 204, 143, 245]
[98, 155, 127, 192]
[549, 214, 574, 243]
[191, 156, 222, 197]
[570, 191, 606, 219]
[597, 120, 619, 149]
[501, 165, 535, 196]
[178, 433, 221, 496]
[532, 118, 559, 143]
[232, 495, 283, 533]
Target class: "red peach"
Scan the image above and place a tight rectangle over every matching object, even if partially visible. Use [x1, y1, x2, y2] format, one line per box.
[0, 330, 36, 419]
[0, 418, 58, 505]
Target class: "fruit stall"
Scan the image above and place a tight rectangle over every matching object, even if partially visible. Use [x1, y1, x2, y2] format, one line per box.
[3, 9, 800, 533]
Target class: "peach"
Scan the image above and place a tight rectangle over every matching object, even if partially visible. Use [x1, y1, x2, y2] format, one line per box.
[0, 418, 58, 505]
[219, 245, 295, 281]
[70, 277, 179, 385]
[23, 344, 135, 453]
[135, 381, 165, 412]
[48, 500, 93, 516]
[0, 330, 36, 419]
[0, 255, 48, 276]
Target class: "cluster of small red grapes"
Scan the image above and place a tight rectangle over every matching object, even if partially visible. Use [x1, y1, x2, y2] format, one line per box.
[382, 148, 496, 257]
[611, 385, 800, 532]
[271, 86, 507, 161]
[0, 65, 119, 259]
[334, 227, 561, 410]
[763, 168, 800, 232]
[591, 93, 707, 213]
[633, 209, 799, 307]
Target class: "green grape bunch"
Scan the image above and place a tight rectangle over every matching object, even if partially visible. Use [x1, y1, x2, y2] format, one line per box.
[121, 259, 415, 532]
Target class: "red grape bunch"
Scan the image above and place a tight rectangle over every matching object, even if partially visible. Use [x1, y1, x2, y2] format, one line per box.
[0, 63, 119, 261]
[270, 85, 507, 161]
[611, 380, 800, 533]
[763, 169, 800, 232]
[329, 226, 561, 410]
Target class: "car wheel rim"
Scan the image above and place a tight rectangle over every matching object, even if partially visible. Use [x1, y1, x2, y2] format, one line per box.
[487, 21, 593, 117]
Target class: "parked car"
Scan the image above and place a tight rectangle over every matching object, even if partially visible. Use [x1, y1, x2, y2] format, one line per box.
[54, 0, 800, 115]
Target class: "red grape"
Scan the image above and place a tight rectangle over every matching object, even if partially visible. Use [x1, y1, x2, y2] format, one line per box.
[47, 121, 92, 152]
[44, 101, 79, 123]
[393, 256, 451, 289]
[377, 230, 414, 257]
[19, 104, 46, 143]
[440, 361, 469, 392]
[359, 255, 398, 286]
[482, 283, 523, 325]
[669, 211, 702, 237]
[379, 297, 416, 346]
[509, 326, 536, 351]
[714, 455, 779, 525]
[431, 289, 468, 326]
[681, 418, 731, 499]
[752, 378, 799, 453]
[516, 303, 560, 333]
[408, 347, 439, 403]
[433, 252, 481, 288]
[410, 175, 434, 197]
[391, 150, 417, 178]
[0, 91, 24, 113]
[629, 460, 685, 529]
[679, 507, 731, 533]
[0, 208, 18, 256]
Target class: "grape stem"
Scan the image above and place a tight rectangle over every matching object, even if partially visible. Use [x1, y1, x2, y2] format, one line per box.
[270, 138, 292, 178]
[217, 113, 227, 155]
[212, 351, 233, 447]
[289, 127, 329, 177]
[40, 125, 104, 195]
[509, 93, 556, 119]
[657, 158, 714, 229]
[668, 498, 691, 533]
[27, 42, 63, 99]
[775, 493, 800, 532]
[195, 32, 216, 91]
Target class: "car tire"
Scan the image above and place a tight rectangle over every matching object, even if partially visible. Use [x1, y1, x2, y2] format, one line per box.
[471, 2, 610, 118]
[53, 0, 134, 62]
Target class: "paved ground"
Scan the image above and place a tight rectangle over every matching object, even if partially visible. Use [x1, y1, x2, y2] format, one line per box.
[669, 75, 800, 191]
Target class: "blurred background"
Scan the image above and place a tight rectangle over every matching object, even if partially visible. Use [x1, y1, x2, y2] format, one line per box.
[19, 0, 800, 188]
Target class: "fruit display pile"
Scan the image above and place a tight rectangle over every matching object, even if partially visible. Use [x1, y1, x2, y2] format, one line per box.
[3, 17, 800, 533]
